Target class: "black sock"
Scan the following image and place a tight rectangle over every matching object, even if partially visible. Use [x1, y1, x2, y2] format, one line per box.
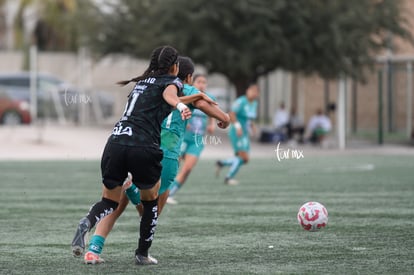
[85, 197, 119, 229]
[136, 198, 158, 257]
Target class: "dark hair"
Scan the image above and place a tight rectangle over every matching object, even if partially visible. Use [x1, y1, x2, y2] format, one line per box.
[117, 45, 179, 86]
[177, 56, 194, 81]
[247, 82, 258, 89]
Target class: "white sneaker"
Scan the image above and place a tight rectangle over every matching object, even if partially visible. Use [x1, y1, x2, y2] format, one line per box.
[225, 178, 239, 185]
[135, 254, 158, 265]
[166, 197, 178, 205]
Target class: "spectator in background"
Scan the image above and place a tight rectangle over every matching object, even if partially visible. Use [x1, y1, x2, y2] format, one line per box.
[272, 102, 290, 142]
[287, 107, 305, 143]
[273, 102, 289, 131]
[306, 108, 332, 144]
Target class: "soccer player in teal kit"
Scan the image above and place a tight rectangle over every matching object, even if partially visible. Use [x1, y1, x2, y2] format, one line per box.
[167, 74, 216, 204]
[216, 84, 260, 185]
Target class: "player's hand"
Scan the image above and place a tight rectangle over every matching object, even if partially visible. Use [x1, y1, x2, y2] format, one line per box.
[233, 121, 243, 136]
[217, 120, 229, 129]
[180, 107, 192, 120]
[176, 102, 192, 120]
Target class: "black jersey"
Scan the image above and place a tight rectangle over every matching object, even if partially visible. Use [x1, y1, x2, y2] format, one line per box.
[108, 75, 183, 147]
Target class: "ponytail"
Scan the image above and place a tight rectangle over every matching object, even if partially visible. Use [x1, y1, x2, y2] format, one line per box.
[117, 45, 179, 86]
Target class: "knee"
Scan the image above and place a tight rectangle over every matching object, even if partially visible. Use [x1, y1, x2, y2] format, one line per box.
[240, 156, 249, 164]
[141, 181, 160, 201]
[101, 197, 120, 213]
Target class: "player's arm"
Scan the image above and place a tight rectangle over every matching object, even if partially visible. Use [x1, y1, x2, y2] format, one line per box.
[193, 99, 230, 129]
[229, 112, 238, 123]
[162, 84, 191, 120]
[250, 121, 257, 137]
[229, 111, 243, 136]
[179, 93, 217, 105]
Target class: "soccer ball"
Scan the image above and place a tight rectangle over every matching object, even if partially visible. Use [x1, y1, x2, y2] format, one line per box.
[297, 201, 328, 231]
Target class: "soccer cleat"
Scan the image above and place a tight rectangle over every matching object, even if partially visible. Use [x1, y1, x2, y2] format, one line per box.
[166, 197, 178, 205]
[215, 161, 223, 178]
[225, 178, 239, 186]
[84, 251, 105, 264]
[71, 217, 90, 257]
[135, 254, 158, 265]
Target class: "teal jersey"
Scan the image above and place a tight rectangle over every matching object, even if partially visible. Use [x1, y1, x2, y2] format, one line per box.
[161, 84, 200, 159]
[184, 92, 216, 139]
[231, 95, 258, 133]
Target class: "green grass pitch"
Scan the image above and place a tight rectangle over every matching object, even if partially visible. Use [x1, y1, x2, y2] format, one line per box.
[0, 155, 413, 274]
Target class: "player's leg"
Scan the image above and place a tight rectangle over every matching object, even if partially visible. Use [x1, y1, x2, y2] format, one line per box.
[84, 191, 130, 264]
[216, 127, 239, 177]
[135, 180, 160, 265]
[169, 153, 199, 199]
[169, 139, 203, 202]
[224, 134, 250, 184]
[71, 185, 122, 257]
[178, 140, 203, 185]
[71, 142, 126, 257]
[217, 132, 249, 184]
[127, 146, 163, 265]
[158, 157, 179, 212]
[226, 150, 249, 184]
[123, 156, 178, 215]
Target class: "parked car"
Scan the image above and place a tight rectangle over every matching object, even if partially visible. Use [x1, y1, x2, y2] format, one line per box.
[0, 85, 31, 125]
[0, 72, 114, 122]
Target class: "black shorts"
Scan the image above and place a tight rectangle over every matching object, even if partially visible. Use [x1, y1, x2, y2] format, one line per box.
[101, 141, 163, 190]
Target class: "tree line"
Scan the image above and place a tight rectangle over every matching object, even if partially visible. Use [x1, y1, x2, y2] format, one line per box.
[3, 0, 412, 96]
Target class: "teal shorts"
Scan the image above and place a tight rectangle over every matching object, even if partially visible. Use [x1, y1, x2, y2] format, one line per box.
[228, 127, 250, 153]
[159, 156, 179, 195]
[180, 136, 205, 158]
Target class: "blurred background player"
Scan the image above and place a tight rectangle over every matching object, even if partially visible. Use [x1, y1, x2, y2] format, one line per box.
[167, 74, 216, 204]
[216, 83, 259, 185]
[156, 59, 229, 211]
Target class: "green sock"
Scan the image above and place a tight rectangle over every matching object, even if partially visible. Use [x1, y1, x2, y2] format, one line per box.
[125, 182, 141, 205]
[220, 158, 234, 166]
[89, 235, 105, 255]
[169, 180, 181, 197]
[226, 156, 244, 179]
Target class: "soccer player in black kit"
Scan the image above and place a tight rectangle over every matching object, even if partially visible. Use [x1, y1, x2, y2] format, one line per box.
[71, 45, 192, 265]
